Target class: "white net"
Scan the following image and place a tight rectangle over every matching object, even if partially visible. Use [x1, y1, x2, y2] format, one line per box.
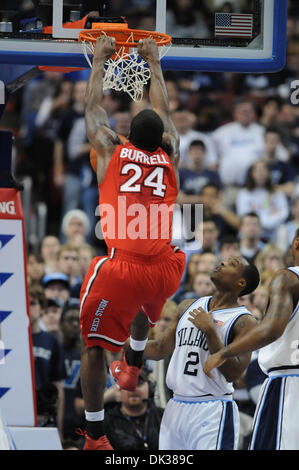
[81, 33, 171, 102]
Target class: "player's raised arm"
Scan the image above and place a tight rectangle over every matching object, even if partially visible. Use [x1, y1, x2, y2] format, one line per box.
[137, 39, 180, 169]
[85, 36, 121, 182]
[203, 269, 296, 378]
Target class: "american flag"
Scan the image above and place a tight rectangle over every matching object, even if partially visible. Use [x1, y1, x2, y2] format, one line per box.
[213, 319, 224, 327]
[215, 13, 253, 38]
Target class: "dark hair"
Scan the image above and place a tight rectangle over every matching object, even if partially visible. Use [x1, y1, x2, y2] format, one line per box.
[60, 298, 80, 323]
[129, 109, 164, 152]
[234, 97, 256, 110]
[138, 366, 156, 399]
[201, 248, 217, 254]
[264, 126, 282, 139]
[239, 264, 260, 296]
[201, 216, 217, 226]
[245, 161, 274, 192]
[184, 252, 201, 289]
[54, 78, 73, 99]
[263, 95, 283, 109]
[189, 139, 206, 150]
[45, 298, 61, 310]
[219, 236, 240, 250]
[28, 285, 46, 307]
[200, 182, 220, 194]
[27, 252, 44, 263]
[241, 212, 260, 221]
[170, 106, 187, 115]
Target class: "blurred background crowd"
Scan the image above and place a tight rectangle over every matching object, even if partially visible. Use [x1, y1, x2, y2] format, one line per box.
[0, 0, 299, 451]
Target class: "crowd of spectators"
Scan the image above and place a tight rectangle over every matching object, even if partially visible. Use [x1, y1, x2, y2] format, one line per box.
[1, 0, 299, 451]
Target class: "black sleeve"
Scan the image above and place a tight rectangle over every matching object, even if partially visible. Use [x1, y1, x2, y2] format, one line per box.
[57, 111, 73, 142]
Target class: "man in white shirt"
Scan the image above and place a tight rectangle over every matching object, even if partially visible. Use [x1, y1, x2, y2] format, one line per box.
[213, 99, 264, 188]
[212, 99, 289, 192]
[239, 212, 265, 263]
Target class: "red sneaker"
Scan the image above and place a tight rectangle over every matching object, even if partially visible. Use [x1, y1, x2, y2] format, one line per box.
[83, 433, 114, 451]
[109, 355, 142, 391]
[76, 429, 114, 450]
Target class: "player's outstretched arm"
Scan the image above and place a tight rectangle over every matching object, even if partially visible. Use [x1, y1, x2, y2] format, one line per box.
[203, 269, 296, 378]
[188, 307, 256, 383]
[137, 39, 180, 169]
[85, 36, 120, 182]
[143, 322, 177, 361]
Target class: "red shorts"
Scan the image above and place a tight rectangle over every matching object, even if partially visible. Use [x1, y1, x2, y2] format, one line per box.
[79, 245, 185, 352]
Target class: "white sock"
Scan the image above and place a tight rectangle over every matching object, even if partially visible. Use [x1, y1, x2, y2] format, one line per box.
[85, 410, 104, 422]
[130, 337, 148, 352]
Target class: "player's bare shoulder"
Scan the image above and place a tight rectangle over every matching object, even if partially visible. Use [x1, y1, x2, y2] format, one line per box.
[231, 312, 258, 338]
[271, 268, 299, 295]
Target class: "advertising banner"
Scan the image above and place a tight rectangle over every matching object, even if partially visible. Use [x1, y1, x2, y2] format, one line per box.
[0, 188, 37, 426]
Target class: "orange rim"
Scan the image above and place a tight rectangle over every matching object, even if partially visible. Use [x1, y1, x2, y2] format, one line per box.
[78, 27, 172, 48]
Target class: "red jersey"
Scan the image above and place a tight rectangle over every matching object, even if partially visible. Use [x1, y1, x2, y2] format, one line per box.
[99, 142, 178, 255]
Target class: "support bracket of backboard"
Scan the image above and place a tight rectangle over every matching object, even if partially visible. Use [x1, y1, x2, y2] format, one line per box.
[52, 0, 84, 39]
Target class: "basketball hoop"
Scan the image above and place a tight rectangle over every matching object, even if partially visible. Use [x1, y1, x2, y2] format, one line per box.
[78, 23, 172, 102]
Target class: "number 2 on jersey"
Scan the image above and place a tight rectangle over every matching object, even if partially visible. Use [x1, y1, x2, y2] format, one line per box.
[184, 352, 199, 376]
[120, 163, 166, 197]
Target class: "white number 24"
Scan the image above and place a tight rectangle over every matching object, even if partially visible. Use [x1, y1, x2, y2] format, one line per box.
[120, 163, 166, 197]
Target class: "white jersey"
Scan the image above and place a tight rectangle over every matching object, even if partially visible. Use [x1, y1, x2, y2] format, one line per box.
[166, 296, 252, 398]
[258, 266, 299, 375]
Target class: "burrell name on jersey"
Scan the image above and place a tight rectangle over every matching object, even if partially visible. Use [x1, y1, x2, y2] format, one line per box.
[258, 266, 299, 374]
[166, 296, 252, 398]
[99, 142, 178, 255]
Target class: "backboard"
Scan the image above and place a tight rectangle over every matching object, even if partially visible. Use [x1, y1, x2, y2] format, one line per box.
[0, 0, 287, 73]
